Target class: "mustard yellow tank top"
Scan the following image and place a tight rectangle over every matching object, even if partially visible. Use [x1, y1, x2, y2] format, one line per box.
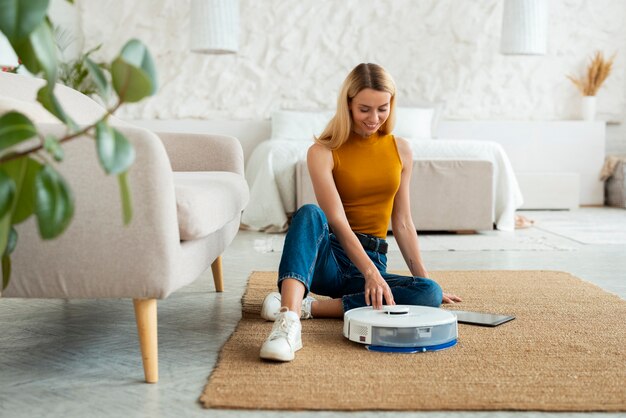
[332, 131, 402, 238]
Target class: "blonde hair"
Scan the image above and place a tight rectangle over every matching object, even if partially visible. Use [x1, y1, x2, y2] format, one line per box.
[315, 63, 396, 150]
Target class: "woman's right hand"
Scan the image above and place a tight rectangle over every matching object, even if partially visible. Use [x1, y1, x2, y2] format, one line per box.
[364, 271, 395, 309]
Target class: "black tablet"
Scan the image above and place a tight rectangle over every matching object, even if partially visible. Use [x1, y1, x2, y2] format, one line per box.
[450, 310, 515, 327]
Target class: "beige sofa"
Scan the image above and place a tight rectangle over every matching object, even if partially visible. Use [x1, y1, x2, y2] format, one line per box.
[297, 159, 494, 231]
[0, 72, 249, 383]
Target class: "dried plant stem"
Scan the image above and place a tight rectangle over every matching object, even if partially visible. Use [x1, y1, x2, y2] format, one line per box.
[568, 51, 615, 96]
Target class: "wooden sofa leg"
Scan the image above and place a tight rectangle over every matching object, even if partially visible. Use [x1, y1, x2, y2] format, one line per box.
[133, 298, 158, 383]
[211, 256, 224, 292]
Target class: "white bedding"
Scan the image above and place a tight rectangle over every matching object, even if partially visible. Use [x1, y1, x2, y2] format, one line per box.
[241, 139, 523, 232]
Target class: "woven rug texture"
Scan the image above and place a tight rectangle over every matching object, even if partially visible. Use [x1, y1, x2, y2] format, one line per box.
[200, 270, 626, 411]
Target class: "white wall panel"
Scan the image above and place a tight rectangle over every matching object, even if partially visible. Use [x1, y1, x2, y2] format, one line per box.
[75, 0, 626, 122]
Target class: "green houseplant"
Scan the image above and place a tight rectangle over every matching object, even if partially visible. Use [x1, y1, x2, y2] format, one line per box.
[0, 0, 157, 288]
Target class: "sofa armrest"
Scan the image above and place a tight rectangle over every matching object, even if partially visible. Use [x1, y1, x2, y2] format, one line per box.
[6, 123, 182, 299]
[155, 132, 244, 175]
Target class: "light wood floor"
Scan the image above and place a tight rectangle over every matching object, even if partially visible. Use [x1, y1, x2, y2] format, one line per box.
[1, 208, 625, 418]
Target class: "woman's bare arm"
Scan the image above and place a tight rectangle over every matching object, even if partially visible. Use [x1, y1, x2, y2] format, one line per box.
[391, 137, 462, 303]
[307, 143, 394, 308]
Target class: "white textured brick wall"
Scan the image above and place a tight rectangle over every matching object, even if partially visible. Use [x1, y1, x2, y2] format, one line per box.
[75, 0, 625, 122]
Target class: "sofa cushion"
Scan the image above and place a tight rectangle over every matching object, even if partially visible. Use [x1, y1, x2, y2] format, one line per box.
[174, 171, 248, 241]
[0, 96, 58, 123]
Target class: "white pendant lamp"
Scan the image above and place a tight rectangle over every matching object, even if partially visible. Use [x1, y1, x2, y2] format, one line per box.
[190, 0, 239, 54]
[500, 0, 548, 55]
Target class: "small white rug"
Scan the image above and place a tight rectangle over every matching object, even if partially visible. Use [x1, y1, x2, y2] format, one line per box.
[253, 227, 578, 253]
[410, 228, 578, 252]
[527, 207, 626, 245]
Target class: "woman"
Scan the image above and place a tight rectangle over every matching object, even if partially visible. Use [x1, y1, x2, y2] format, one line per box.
[260, 63, 462, 362]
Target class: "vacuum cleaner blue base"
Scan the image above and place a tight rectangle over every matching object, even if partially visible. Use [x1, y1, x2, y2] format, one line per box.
[366, 338, 457, 353]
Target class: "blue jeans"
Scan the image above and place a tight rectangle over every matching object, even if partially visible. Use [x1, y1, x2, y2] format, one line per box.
[278, 205, 443, 312]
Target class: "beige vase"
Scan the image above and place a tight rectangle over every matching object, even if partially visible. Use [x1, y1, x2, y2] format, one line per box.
[581, 96, 596, 121]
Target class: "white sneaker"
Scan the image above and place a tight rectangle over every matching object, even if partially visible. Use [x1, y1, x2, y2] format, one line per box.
[260, 292, 316, 321]
[259, 308, 302, 362]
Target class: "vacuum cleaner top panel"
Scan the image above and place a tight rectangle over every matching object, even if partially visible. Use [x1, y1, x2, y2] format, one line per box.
[344, 305, 456, 328]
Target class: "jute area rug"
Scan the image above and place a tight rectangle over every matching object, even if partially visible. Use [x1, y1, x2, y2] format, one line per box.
[200, 271, 626, 411]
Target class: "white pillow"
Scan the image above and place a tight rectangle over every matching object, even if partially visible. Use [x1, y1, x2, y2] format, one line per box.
[270, 105, 444, 141]
[270, 110, 334, 141]
[394, 107, 435, 139]
[399, 101, 446, 137]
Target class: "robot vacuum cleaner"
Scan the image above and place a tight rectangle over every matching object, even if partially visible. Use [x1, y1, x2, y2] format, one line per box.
[343, 305, 458, 353]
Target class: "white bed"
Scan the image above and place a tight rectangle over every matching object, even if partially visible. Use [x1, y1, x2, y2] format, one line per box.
[241, 138, 523, 232]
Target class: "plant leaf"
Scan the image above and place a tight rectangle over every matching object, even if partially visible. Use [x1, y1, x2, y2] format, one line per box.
[0, 0, 49, 42]
[0, 226, 16, 290]
[2, 157, 43, 224]
[84, 57, 110, 101]
[4, 226, 16, 255]
[34, 164, 74, 239]
[43, 135, 64, 162]
[118, 171, 132, 225]
[0, 211, 10, 263]
[11, 35, 39, 74]
[2, 253, 11, 290]
[95, 122, 135, 174]
[0, 111, 37, 154]
[111, 39, 157, 103]
[28, 19, 58, 84]
[37, 85, 76, 129]
[0, 169, 15, 219]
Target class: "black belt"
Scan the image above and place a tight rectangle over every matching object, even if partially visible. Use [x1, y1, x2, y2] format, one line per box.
[355, 232, 388, 254]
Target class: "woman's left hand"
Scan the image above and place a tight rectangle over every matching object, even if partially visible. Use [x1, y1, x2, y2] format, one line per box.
[442, 292, 462, 304]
